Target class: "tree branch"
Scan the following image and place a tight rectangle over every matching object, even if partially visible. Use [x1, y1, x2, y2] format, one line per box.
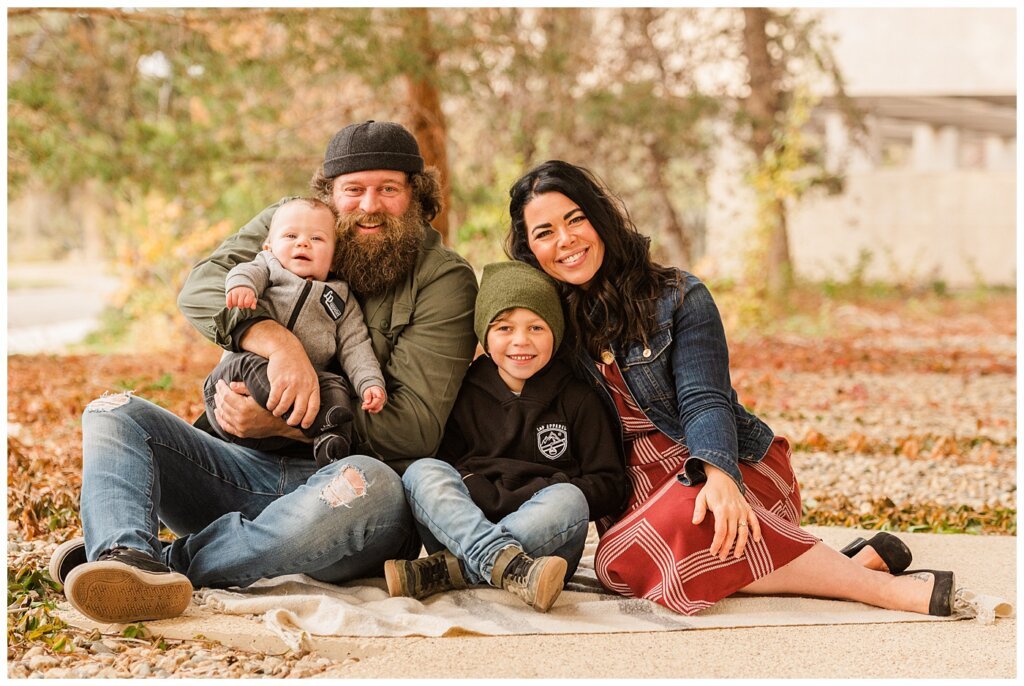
[8, 7, 282, 28]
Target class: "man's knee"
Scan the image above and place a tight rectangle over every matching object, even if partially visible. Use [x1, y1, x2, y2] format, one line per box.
[82, 393, 151, 444]
[317, 464, 369, 508]
[83, 390, 137, 415]
[316, 455, 405, 511]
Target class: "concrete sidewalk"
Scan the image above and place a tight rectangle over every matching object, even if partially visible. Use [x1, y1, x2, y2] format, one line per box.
[7, 260, 120, 354]
[62, 526, 1016, 678]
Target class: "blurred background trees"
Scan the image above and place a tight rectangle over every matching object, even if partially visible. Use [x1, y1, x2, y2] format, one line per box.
[8, 7, 854, 346]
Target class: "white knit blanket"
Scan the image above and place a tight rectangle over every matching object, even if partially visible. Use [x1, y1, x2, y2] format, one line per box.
[196, 534, 1012, 649]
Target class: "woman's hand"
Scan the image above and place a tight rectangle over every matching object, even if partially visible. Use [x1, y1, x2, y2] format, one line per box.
[213, 380, 308, 441]
[692, 464, 762, 560]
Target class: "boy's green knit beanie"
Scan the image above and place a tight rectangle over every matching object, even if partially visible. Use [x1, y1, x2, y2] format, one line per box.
[474, 262, 564, 353]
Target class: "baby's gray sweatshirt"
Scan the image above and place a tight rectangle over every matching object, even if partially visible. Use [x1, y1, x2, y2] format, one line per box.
[225, 250, 385, 397]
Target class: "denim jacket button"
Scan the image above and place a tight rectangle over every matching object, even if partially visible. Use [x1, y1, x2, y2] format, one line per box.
[642, 348, 652, 358]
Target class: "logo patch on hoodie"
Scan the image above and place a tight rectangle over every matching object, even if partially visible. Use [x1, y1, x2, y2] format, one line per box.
[537, 423, 568, 460]
[320, 287, 344, 321]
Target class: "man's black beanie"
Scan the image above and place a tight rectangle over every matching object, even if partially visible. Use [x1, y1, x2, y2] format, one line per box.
[323, 120, 424, 177]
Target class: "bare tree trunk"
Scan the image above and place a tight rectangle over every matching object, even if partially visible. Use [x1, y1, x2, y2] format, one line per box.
[645, 143, 692, 267]
[741, 8, 777, 159]
[741, 7, 792, 296]
[767, 197, 792, 292]
[401, 8, 451, 242]
[77, 179, 108, 262]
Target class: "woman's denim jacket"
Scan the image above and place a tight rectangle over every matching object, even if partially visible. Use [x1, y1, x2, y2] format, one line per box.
[573, 270, 774, 493]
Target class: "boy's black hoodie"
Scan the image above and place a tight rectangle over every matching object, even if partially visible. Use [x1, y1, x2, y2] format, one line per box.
[437, 355, 628, 523]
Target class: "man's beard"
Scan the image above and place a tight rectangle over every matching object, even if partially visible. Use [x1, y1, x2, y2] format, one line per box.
[333, 203, 425, 297]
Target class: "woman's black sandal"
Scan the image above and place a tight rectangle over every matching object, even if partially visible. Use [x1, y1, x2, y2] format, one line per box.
[898, 569, 956, 616]
[840, 532, 913, 574]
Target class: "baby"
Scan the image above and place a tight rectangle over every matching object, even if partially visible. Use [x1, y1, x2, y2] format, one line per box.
[203, 197, 386, 468]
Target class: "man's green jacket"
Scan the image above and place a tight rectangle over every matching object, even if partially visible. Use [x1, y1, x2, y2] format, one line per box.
[177, 197, 478, 473]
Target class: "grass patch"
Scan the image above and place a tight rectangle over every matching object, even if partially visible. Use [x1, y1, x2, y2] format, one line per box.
[114, 373, 175, 393]
[76, 307, 132, 354]
[713, 279, 1015, 341]
[7, 565, 76, 653]
[803, 497, 1016, 535]
[121, 623, 170, 650]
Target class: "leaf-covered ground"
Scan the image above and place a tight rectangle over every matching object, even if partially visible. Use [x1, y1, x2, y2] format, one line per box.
[726, 293, 1016, 533]
[6, 289, 1016, 670]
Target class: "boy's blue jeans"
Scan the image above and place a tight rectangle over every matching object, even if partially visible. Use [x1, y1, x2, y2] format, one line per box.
[79, 394, 419, 589]
[401, 458, 590, 586]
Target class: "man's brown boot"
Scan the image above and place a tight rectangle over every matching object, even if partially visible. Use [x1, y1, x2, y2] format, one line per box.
[490, 546, 567, 613]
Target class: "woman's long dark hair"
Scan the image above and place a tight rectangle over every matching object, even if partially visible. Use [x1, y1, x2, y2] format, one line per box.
[505, 160, 678, 360]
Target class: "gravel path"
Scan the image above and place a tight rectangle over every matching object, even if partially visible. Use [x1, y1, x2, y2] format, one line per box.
[8, 641, 346, 679]
[793, 450, 1014, 511]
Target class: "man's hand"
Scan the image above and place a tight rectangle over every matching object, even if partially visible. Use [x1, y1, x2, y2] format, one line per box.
[238, 320, 320, 429]
[265, 348, 320, 428]
[213, 380, 307, 441]
[226, 286, 257, 310]
[692, 463, 762, 561]
[361, 386, 387, 414]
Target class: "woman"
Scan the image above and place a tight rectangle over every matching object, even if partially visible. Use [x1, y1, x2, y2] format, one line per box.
[505, 160, 955, 617]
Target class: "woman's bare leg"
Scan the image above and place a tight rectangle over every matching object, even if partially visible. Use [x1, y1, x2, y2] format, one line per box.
[739, 543, 937, 614]
[850, 545, 887, 572]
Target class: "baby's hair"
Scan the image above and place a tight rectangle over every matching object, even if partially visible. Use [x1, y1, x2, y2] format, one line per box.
[280, 196, 339, 220]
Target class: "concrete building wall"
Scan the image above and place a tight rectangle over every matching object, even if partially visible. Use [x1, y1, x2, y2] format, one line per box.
[705, 149, 1016, 287]
[706, 138, 1017, 288]
[703, 7, 1016, 288]
[814, 8, 1016, 96]
[788, 171, 1016, 287]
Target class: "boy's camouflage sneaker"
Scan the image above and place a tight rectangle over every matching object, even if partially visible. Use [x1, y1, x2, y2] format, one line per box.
[384, 549, 468, 599]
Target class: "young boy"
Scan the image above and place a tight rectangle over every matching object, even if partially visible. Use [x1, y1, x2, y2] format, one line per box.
[203, 197, 386, 468]
[385, 261, 627, 612]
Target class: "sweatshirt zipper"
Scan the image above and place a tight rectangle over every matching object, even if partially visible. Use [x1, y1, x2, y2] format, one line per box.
[286, 280, 313, 331]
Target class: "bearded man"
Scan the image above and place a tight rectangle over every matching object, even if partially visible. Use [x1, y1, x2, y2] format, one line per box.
[55, 121, 478, 624]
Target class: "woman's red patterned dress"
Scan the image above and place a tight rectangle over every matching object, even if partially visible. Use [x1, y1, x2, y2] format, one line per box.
[593, 360, 819, 615]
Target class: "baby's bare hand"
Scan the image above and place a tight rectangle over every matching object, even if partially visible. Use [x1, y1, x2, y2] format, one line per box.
[361, 386, 387, 414]
[226, 287, 257, 310]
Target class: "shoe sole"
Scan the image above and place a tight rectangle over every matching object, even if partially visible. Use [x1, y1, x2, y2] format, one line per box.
[383, 559, 406, 597]
[530, 557, 568, 613]
[64, 562, 192, 624]
[49, 537, 87, 586]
